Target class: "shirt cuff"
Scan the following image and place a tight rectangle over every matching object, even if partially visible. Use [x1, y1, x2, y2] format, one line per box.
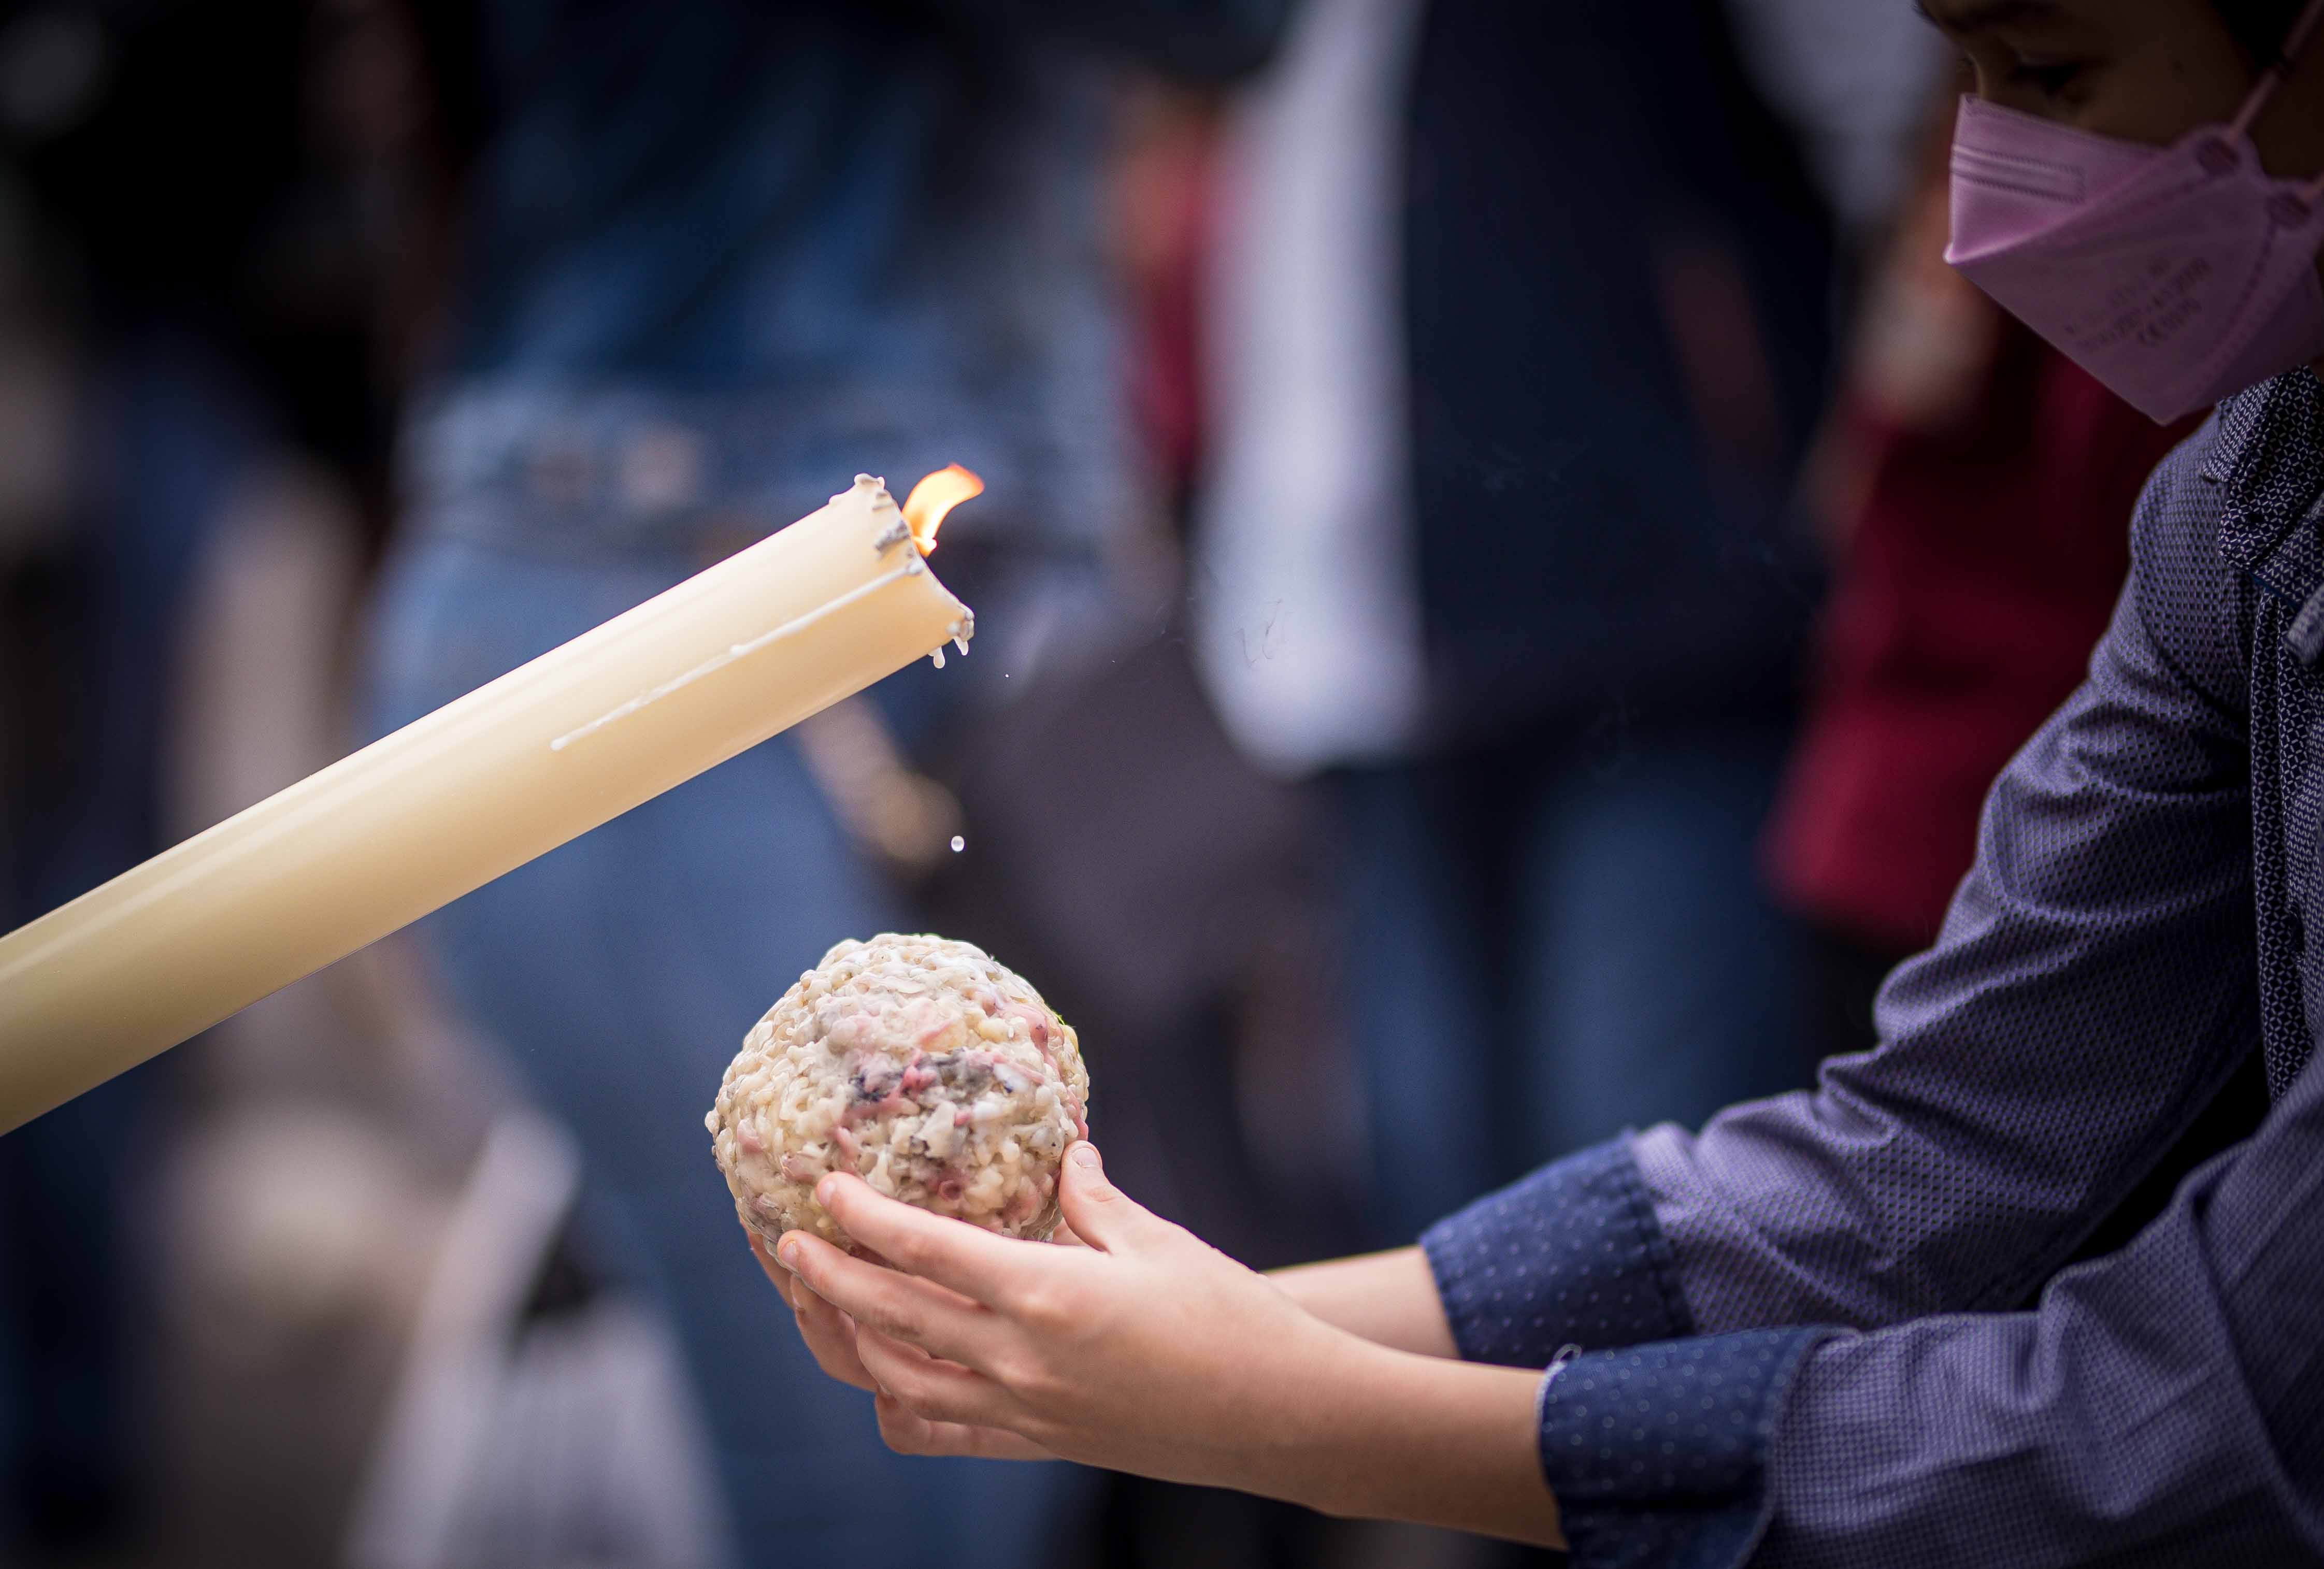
[1540, 1329, 1832, 1569]
[1420, 1138, 1695, 1367]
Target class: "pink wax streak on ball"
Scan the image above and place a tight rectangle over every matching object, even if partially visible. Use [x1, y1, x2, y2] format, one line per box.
[706, 933, 1089, 1255]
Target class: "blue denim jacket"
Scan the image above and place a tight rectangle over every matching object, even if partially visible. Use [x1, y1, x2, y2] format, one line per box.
[1424, 371, 2324, 1565]
[407, 0, 1283, 559]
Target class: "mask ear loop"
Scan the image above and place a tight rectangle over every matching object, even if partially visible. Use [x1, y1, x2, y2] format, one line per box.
[2232, 0, 2324, 141]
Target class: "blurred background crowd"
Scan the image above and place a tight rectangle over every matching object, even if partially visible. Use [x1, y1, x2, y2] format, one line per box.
[0, 2, 2204, 1567]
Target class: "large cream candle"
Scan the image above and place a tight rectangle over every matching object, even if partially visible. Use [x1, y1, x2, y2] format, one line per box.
[0, 471, 978, 1133]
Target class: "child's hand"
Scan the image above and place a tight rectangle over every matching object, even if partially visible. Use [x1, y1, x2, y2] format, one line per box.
[765, 1143, 1361, 1492]
[759, 1144, 1562, 1545]
[748, 1227, 1063, 1461]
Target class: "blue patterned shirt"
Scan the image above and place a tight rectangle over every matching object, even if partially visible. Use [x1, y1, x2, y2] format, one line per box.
[1423, 370, 2324, 1566]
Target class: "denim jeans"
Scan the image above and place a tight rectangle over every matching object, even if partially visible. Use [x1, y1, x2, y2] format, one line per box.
[366, 535, 1082, 1567]
[1328, 715, 1819, 1248]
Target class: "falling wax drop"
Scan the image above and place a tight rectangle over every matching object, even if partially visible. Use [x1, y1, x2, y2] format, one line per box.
[950, 836, 966, 854]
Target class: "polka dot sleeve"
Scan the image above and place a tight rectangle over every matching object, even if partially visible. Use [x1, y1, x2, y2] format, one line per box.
[1420, 1138, 1696, 1368]
[1538, 1330, 1833, 1569]
[1423, 1142, 1837, 1565]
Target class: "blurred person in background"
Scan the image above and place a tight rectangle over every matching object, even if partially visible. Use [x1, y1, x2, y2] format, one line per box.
[1195, 0, 1936, 1249]
[0, 2, 395, 1558]
[1764, 91, 2209, 1063]
[911, 85, 1379, 1569]
[363, 5, 1287, 1566]
[765, 1, 2324, 1561]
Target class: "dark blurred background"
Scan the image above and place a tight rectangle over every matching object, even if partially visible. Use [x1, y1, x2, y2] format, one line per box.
[0, 2, 2189, 1567]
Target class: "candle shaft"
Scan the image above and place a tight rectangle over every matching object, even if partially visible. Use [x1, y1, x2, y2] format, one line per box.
[0, 475, 970, 1132]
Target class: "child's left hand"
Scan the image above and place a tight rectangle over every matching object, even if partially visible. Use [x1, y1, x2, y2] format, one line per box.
[763, 1142, 1370, 1494]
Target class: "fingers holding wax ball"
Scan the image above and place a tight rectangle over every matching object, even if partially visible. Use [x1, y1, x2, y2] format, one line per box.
[707, 933, 1089, 1256]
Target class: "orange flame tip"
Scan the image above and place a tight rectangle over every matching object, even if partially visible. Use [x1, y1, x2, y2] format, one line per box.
[901, 465, 983, 555]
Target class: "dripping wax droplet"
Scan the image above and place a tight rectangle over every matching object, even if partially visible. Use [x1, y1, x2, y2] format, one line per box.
[950, 836, 966, 854]
[930, 647, 946, 669]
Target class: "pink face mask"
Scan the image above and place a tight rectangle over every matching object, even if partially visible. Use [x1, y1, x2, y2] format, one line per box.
[1945, 0, 2324, 424]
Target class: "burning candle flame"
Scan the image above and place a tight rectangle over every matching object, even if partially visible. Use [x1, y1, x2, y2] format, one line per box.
[901, 464, 983, 554]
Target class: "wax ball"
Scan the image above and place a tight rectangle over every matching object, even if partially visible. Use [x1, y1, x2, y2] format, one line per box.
[707, 933, 1088, 1254]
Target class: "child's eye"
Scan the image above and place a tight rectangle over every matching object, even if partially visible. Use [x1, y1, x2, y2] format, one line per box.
[2007, 57, 2087, 98]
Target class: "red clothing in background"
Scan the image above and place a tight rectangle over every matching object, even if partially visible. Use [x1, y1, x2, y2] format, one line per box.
[1766, 306, 2199, 955]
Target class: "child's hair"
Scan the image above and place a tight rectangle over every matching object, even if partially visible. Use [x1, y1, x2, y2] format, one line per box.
[2212, 0, 2308, 62]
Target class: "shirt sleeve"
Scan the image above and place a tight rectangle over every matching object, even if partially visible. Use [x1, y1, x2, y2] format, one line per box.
[1634, 431, 2267, 1334]
[1422, 1139, 1697, 1367]
[1751, 1047, 2324, 1566]
[1533, 1329, 1834, 1569]
[1520, 1051, 2324, 1569]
